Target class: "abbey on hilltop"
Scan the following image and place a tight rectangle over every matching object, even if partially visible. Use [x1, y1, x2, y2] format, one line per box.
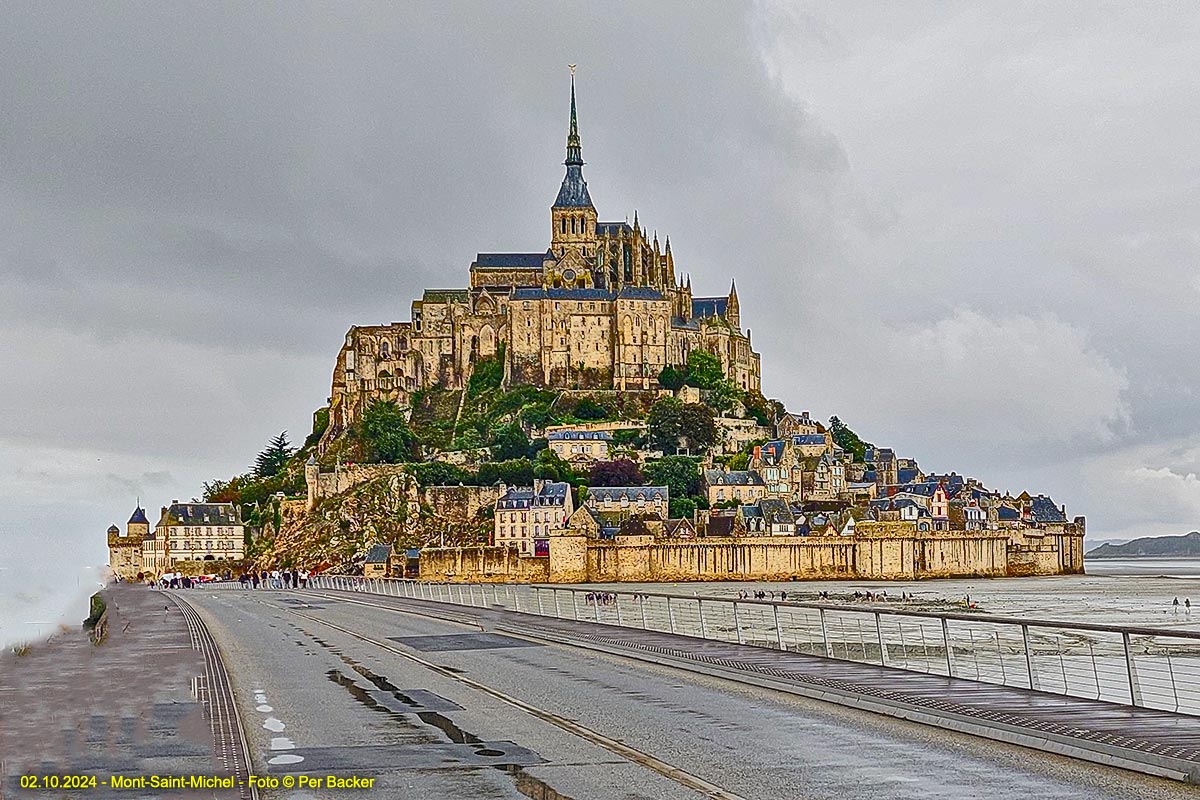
[321, 74, 760, 448]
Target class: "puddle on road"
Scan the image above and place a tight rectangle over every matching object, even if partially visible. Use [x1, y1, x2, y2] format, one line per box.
[268, 753, 304, 765]
[321, 649, 575, 800]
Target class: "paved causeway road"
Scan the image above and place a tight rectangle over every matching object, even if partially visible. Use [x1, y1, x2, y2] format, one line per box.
[184, 587, 1198, 800]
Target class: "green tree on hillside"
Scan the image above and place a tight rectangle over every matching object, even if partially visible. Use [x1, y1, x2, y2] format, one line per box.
[644, 455, 701, 502]
[684, 350, 723, 389]
[588, 459, 645, 487]
[829, 416, 872, 462]
[253, 432, 294, 478]
[490, 423, 530, 461]
[657, 365, 686, 391]
[669, 496, 698, 521]
[532, 448, 582, 486]
[648, 398, 717, 454]
[362, 400, 417, 463]
[648, 397, 684, 453]
[681, 403, 717, 451]
[705, 378, 740, 416]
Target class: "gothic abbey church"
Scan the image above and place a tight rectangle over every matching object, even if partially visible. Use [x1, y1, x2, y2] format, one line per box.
[322, 76, 761, 446]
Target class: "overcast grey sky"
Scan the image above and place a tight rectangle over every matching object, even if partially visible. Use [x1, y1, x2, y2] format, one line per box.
[2, 1, 1198, 574]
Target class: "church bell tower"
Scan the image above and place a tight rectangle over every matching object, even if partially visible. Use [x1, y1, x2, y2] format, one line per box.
[548, 67, 597, 286]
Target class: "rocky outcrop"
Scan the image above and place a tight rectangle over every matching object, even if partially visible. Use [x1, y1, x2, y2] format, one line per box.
[260, 467, 499, 572]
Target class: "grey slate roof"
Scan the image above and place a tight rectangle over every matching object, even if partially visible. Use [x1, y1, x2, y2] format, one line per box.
[365, 543, 392, 564]
[548, 430, 612, 441]
[758, 497, 794, 525]
[497, 482, 571, 510]
[596, 221, 633, 236]
[128, 506, 149, 525]
[692, 297, 728, 319]
[791, 434, 827, 446]
[1031, 495, 1068, 523]
[167, 503, 240, 526]
[758, 440, 785, 463]
[704, 469, 765, 487]
[587, 485, 668, 504]
[617, 286, 666, 301]
[511, 287, 614, 301]
[998, 506, 1022, 521]
[555, 162, 593, 208]
[471, 253, 546, 269]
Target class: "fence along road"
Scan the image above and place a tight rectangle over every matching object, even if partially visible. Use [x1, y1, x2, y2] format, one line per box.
[300, 576, 1200, 718]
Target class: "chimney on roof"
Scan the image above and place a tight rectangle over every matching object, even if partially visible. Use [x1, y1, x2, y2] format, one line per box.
[172, 499, 179, 505]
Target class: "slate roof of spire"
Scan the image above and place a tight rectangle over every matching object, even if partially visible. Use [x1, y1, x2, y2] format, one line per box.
[128, 506, 149, 525]
[554, 74, 593, 209]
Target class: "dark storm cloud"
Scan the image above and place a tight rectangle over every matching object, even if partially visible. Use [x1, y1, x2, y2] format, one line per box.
[2, 0, 1199, 565]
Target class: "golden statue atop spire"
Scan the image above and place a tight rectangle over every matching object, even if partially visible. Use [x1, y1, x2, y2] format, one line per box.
[568, 63, 576, 77]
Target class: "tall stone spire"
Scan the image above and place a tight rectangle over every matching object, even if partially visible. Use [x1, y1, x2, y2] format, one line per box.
[566, 68, 582, 167]
[554, 66, 593, 209]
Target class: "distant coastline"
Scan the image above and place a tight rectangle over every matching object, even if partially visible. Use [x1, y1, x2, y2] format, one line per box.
[1086, 532, 1200, 560]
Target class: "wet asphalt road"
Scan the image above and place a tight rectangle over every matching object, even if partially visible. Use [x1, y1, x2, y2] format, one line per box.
[185, 588, 1200, 800]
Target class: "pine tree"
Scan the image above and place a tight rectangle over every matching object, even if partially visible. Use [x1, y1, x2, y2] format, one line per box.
[253, 431, 294, 478]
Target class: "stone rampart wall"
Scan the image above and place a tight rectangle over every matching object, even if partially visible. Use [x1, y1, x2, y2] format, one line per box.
[420, 546, 549, 582]
[422, 525, 1083, 583]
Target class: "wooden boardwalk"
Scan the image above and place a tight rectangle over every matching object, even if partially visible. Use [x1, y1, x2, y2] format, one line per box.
[315, 588, 1200, 782]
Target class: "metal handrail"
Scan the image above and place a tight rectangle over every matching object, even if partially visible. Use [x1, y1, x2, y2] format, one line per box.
[310, 576, 1200, 641]
[301, 575, 1200, 717]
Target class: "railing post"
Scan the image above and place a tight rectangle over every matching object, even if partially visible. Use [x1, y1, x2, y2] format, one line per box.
[615, 595, 623, 626]
[698, 599, 708, 639]
[773, 604, 784, 650]
[1022, 624, 1038, 690]
[733, 601, 743, 644]
[667, 596, 677, 635]
[818, 607, 833, 658]
[594, 594, 600, 623]
[640, 597, 648, 629]
[571, 590, 579, 620]
[1123, 631, 1143, 706]
[875, 611, 887, 666]
[514, 586, 522, 613]
[553, 588, 562, 618]
[941, 618, 954, 676]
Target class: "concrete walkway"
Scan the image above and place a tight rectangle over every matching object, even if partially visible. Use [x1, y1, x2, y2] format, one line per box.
[311, 588, 1200, 784]
[0, 584, 250, 799]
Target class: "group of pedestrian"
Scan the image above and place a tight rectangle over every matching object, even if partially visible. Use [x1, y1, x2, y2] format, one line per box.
[155, 574, 196, 589]
[238, 568, 309, 589]
[737, 590, 791, 601]
[585, 591, 618, 605]
[1173, 596, 1192, 614]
